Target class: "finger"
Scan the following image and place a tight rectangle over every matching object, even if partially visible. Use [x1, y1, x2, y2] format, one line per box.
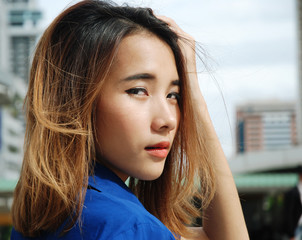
[156, 15, 194, 40]
[156, 15, 181, 32]
[156, 15, 176, 26]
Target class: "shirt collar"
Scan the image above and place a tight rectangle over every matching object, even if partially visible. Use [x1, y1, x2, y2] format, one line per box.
[88, 163, 140, 204]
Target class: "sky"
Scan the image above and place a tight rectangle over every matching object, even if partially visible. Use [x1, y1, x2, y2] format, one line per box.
[37, 0, 298, 157]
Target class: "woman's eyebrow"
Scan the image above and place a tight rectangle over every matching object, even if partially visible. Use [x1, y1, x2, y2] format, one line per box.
[123, 73, 156, 81]
[122, 73, 180, 86]
[172, 80, 180, 86]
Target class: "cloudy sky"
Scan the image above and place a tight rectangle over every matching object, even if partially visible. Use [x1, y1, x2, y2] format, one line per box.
[37, 0, 298, 157]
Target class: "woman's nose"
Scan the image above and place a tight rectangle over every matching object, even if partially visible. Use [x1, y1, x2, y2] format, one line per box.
[151, 101, 178, 133]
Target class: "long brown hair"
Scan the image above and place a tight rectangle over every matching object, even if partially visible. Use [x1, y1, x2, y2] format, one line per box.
[11, 0, 216, 238]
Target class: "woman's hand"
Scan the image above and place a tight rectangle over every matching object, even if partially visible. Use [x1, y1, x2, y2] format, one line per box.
[156, 16, 196, 73]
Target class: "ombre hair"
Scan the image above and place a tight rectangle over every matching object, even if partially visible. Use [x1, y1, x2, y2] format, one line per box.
[11, 0, 216, 238]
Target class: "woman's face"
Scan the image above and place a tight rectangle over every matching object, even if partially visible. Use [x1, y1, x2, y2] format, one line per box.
[95, 32, 180, 181]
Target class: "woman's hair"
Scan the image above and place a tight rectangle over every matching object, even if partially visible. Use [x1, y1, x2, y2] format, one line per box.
[11, 0, 216, 238]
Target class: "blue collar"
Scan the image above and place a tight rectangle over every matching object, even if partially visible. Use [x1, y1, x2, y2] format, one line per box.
[88, 163, 141, 205]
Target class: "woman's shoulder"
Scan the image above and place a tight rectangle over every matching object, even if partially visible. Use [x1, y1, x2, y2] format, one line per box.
[11, 164, 176, 240]
[11, 190, 175, 240]
[79, 186, 176, 239]
[80, 164, 175, 238]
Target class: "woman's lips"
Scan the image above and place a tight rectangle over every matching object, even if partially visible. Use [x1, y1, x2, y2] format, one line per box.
[145, 141, 170, 158]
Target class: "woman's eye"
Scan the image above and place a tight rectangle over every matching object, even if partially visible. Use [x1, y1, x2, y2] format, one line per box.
[125, 88, 148, 96]
[167, 92, 180, 101]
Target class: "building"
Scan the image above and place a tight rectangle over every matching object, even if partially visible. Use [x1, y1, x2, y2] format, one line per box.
[232, 100, 301, 239]
[0, 0, 42, 177]
[0, 0, 42, 83]
[236, 101, 297, 153]
[0, 0, 42, 230]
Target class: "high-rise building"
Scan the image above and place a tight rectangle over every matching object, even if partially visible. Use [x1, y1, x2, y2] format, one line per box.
[236, 101, 297, 153]
[0, 0, 42, 178]
[0, 0, 42, 83]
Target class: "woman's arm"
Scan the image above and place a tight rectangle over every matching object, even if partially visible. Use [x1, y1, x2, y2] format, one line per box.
[185, 55, 249, 240]
[158, 16, 249, 240]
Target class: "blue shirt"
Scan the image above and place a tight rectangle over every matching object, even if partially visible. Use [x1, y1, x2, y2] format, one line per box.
[11, 164, 176, 240]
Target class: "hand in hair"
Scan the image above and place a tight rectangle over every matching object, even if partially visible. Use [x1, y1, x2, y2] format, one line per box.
[157, 16, 250, 240]
[156, 16, 196, 73]
[156, 15, 208, 118]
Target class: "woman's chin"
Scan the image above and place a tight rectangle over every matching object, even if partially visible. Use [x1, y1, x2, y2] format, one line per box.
[134, 167, 165, 181]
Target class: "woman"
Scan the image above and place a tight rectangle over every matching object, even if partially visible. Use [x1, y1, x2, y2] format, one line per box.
[11, 0, 249, 239]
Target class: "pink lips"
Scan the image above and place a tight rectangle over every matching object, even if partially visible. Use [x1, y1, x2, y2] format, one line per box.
[145, 141, 170, 158]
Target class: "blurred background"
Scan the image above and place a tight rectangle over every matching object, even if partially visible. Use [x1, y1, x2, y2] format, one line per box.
[0, 0, 301, 239]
